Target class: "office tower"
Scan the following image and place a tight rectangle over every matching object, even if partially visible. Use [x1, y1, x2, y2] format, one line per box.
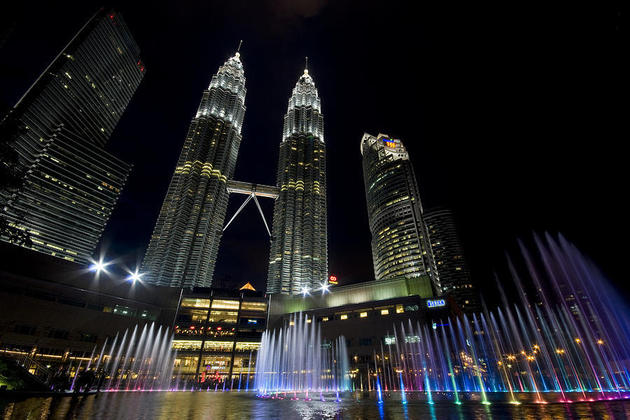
[142, 51, 246, 288]
[0, 9, 143, 264]
[267, 66, 327, 295]
[424, 207, 480, 312]
[360, 133, 438, 293]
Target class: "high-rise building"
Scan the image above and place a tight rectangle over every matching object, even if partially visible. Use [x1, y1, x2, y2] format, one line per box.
[360, 133, 437, 294]
[0, 9, 144, 264]
[142, 51, 246, 288]
[424, 207, 479, 312]
[267, 66, 327, 295]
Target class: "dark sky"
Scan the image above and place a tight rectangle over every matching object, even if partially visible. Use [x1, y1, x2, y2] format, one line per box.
[1, 1, 627, 303]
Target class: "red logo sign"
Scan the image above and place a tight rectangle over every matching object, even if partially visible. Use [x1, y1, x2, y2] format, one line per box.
[328, 275, 338, 285]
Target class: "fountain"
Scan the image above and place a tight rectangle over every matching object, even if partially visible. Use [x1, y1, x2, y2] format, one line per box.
[254, 312, 351, 397]
[346, 233, 630, 404]
[68, 322, 176, 392]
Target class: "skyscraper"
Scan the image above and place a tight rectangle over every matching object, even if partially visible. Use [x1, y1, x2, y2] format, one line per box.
[424, 207, 479, 313]
[267, 66, 327, 295]
[0, 9, 144, 264]
[360, 133, 438, 293]
[142, 51, 246, 288]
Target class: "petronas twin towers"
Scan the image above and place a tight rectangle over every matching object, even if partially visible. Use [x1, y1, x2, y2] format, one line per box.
[142, 50, 327, 294]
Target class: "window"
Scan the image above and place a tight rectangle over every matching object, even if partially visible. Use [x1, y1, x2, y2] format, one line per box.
[14, 325, 37, 335]
[208, 310, 238, 324]
[172, 340, 202, 351]
[48, 329, 69, 340]
[211, 300, 240, 310]
[360, 312, 368, 318]
[235, 342, 260, 352]
[181, 298, 210, 308]
[240, 301, 266, 312]
[204, 341, 234, 352]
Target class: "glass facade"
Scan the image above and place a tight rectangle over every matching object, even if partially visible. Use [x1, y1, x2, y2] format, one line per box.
[142, 51, 246, 288]
[267, 68, 327, 295]
[171, 291, 266, 388]
[424, 207, 480, 312]
[0, 10, 143, 264]
[360, 133, 438, 292]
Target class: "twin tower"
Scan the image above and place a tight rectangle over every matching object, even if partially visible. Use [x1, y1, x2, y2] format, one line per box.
[142, 51, 327, 294]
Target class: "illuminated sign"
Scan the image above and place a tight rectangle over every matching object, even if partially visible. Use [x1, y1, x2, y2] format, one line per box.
[426, 299, 446, 308]
[247, 319, 258, 325]
[328, 275, 338, 285]
[382, 138, 397, 148]
[384, 336, 396, 346]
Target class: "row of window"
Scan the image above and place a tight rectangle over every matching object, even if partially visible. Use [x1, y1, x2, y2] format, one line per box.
[315, 304, 412, 323]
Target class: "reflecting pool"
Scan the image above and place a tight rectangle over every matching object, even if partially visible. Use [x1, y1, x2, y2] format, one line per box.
[2, 391, 630, 419]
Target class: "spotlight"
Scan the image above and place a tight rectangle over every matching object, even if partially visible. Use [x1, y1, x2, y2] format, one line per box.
[301, 286, 310, 297]
[89, 258, 110, 274]
[127, 269, 144, 283]
[319, 282, 330, 294]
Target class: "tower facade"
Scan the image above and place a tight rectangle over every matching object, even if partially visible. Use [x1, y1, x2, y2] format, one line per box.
[267, 67, 327, 295]
[424, 207, 479, 312]
[360, 133, 438, 293]
[142, 52, 246, 288]
[0, 9, 143, 264]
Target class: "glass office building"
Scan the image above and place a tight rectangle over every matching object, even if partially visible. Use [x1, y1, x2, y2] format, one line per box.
[360, 133, 438, 293]
[142, 52, 246, 288]
[0, 9, 144, 264]
[424, 207, 480, 312]
[267, 67, 327, 295]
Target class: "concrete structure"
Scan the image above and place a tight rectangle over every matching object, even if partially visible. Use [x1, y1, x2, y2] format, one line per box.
[0, 243, 178, 378]
[142, 50, 246, 288]
[267, 65, 327, 295]
[267, 276, 450, 381]
[0, 9, 144, 264]
[360, 133, 438, 293]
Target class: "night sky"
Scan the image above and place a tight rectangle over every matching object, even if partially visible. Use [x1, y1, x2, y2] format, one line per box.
[1, 1, 626, 303]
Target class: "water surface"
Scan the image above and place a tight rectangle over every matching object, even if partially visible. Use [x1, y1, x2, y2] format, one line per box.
[2, 391, 630, 419]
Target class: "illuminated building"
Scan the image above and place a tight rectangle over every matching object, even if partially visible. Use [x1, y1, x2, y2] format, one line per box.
[267, 275, 449, 376]
[360, 133, 438, 292]
[172, 288, 267, 387]
[0, 9, 143, 264]
[266, 65, 327, 295]
[424, 207, 480, 313]
[142, 50, 246, 288]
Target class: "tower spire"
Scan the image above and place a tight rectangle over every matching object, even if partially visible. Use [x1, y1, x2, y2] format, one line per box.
[305, 56, 308, 73]
[237, 39, 243, 53]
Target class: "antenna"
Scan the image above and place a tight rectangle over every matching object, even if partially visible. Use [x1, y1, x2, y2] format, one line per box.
[237, 40, 243, 52]
[305, 56, 308, 70]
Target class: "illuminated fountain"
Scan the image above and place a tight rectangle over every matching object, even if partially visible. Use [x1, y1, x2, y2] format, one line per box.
[353, 233, 630, 405]
[254, 312, 350, 398]
[73, 322, 176, 392]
